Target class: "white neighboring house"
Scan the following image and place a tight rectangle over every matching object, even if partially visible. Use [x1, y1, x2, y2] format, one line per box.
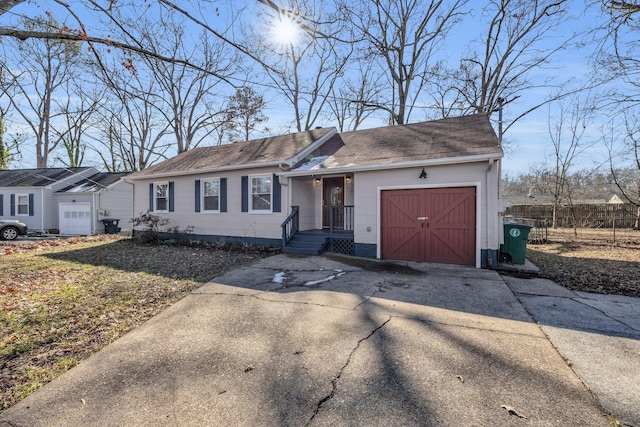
[55, 172, 133, 235]
[128, 114, 505, 268]
[0, 167, 132, 235]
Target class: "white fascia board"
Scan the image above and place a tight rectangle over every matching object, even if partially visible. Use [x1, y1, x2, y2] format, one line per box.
[46, 167, 99, 190]
[283, 128, 337, 168]
[126, 161, 284, 181]
[279, 153, 503, 177]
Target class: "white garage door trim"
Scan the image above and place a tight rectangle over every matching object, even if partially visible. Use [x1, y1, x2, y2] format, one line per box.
[59, 203, 93, 235]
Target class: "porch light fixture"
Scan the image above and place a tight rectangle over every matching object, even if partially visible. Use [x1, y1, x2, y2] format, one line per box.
[345, 176, 352, 184]
[419, 168, 427, 179]
[315, 178, 321, 185]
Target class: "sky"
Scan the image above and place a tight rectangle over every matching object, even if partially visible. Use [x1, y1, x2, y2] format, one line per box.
[0, 0, 631, 177]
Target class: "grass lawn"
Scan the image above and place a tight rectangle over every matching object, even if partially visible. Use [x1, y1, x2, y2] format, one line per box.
[527, 228, 640, 298]
[0, 236, 271, 413]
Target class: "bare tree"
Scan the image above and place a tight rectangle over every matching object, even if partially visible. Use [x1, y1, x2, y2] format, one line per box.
[341, 0, 469, 125]
[0, 1, 237, 76]
[0, 15, 82, 167]
[249, 0, 352, 131]
[326, 62, 382, 131]
[595, 0, 640, 105]
[605, 111, 640, 207]
[93, 66, 172, 171]
[546, 94, 597, 228]
[51, 81, 102, 167]
[135, 17, 237, 153]
[431, 0, 576, 136]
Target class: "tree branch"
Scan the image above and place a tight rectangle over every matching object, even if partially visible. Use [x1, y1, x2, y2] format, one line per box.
[0, 27, 232, 82]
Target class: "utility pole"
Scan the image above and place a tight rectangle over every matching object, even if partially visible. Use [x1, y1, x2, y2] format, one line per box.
[497, 97, 504, 145]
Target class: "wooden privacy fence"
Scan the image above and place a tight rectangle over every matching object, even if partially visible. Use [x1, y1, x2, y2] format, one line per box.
[506, 203, 640, 229]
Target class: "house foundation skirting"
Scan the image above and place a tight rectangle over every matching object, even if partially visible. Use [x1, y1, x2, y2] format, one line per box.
[481, 249, 499, 268]
[354, 243, 377, 259]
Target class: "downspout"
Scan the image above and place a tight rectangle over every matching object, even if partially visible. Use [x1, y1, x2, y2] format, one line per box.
[41, 188, 45, 233]
[485, 159, 496, 267]
[93, 192, 97, 235]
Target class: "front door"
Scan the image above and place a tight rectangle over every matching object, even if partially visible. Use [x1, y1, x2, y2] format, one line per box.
[322, 177, 344, 228]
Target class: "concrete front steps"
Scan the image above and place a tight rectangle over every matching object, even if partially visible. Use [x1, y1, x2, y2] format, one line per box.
[283, 232, 329, 255]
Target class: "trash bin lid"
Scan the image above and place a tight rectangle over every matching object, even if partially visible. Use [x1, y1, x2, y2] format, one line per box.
[503, 221, 532, 229]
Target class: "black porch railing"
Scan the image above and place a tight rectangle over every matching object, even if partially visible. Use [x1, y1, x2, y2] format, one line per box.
[281, 206, 299, 247]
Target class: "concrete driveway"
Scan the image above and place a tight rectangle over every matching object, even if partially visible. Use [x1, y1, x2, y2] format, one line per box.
[0, 254, 636, 426]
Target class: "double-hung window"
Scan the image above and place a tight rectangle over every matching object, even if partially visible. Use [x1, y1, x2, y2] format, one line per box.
[16, 194, 29, 216]
[155, 182, 169, 212]
[202, 178, 220, 212]
[250, 175, 272, 212]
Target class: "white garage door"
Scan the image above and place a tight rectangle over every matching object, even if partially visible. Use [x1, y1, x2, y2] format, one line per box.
[59, 203, 92, 235]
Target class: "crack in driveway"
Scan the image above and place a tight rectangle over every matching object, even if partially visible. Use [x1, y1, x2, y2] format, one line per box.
[306, 316, 392, 426]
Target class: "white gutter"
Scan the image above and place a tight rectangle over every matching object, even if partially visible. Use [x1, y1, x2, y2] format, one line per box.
[279, 152, 504, 177]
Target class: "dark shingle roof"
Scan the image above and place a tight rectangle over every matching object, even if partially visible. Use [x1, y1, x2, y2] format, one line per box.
[128, 114, 501, 178]
[58, 172, 131, 193]
[0, 167, 93, 187]
[129, 128, 334, 178]
[301, 113, 501, 170]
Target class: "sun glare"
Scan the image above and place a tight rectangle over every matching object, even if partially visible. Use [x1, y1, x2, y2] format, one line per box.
[271, 15, 302, 47]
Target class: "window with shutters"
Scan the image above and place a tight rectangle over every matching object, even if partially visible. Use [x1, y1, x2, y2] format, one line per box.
[155, 182, 169, 212]
[250, 175, 272, 212]
[16, 194, 29, 216]
[202, 178, 220, 212]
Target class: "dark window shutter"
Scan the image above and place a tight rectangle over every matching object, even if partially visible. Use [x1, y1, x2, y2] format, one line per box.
[28, 194, 34, 216]
[10, 194, 15, 216]
[272, 174, 281, 213]
[0, 194, 3, 216]
[168, 181, 175, 212]
[241, 176, 248, 212]
[220, 178, 227, 212]
[195, 179, 201, 212]
[149, 183, 154, 211]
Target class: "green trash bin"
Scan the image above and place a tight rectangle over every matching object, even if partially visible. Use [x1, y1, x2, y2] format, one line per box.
[500, 222, 532, 265]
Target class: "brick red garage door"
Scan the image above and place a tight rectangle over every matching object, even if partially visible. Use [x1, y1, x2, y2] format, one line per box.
[381, 187, 476, 265]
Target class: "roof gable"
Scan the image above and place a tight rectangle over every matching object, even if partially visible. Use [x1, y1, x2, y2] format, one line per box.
[296, 114, 502, 171]
[58, 172, 131, 193]
[0, 167, 95, 187]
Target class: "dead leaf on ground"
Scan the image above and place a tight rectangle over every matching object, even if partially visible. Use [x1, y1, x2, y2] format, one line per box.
[501, 404, 526, 419]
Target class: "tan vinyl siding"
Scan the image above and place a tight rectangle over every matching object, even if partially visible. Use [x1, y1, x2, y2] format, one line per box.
[353, 161, 500, 259]
[290, 177, 318, 231]
[133, 167, 287, 239]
